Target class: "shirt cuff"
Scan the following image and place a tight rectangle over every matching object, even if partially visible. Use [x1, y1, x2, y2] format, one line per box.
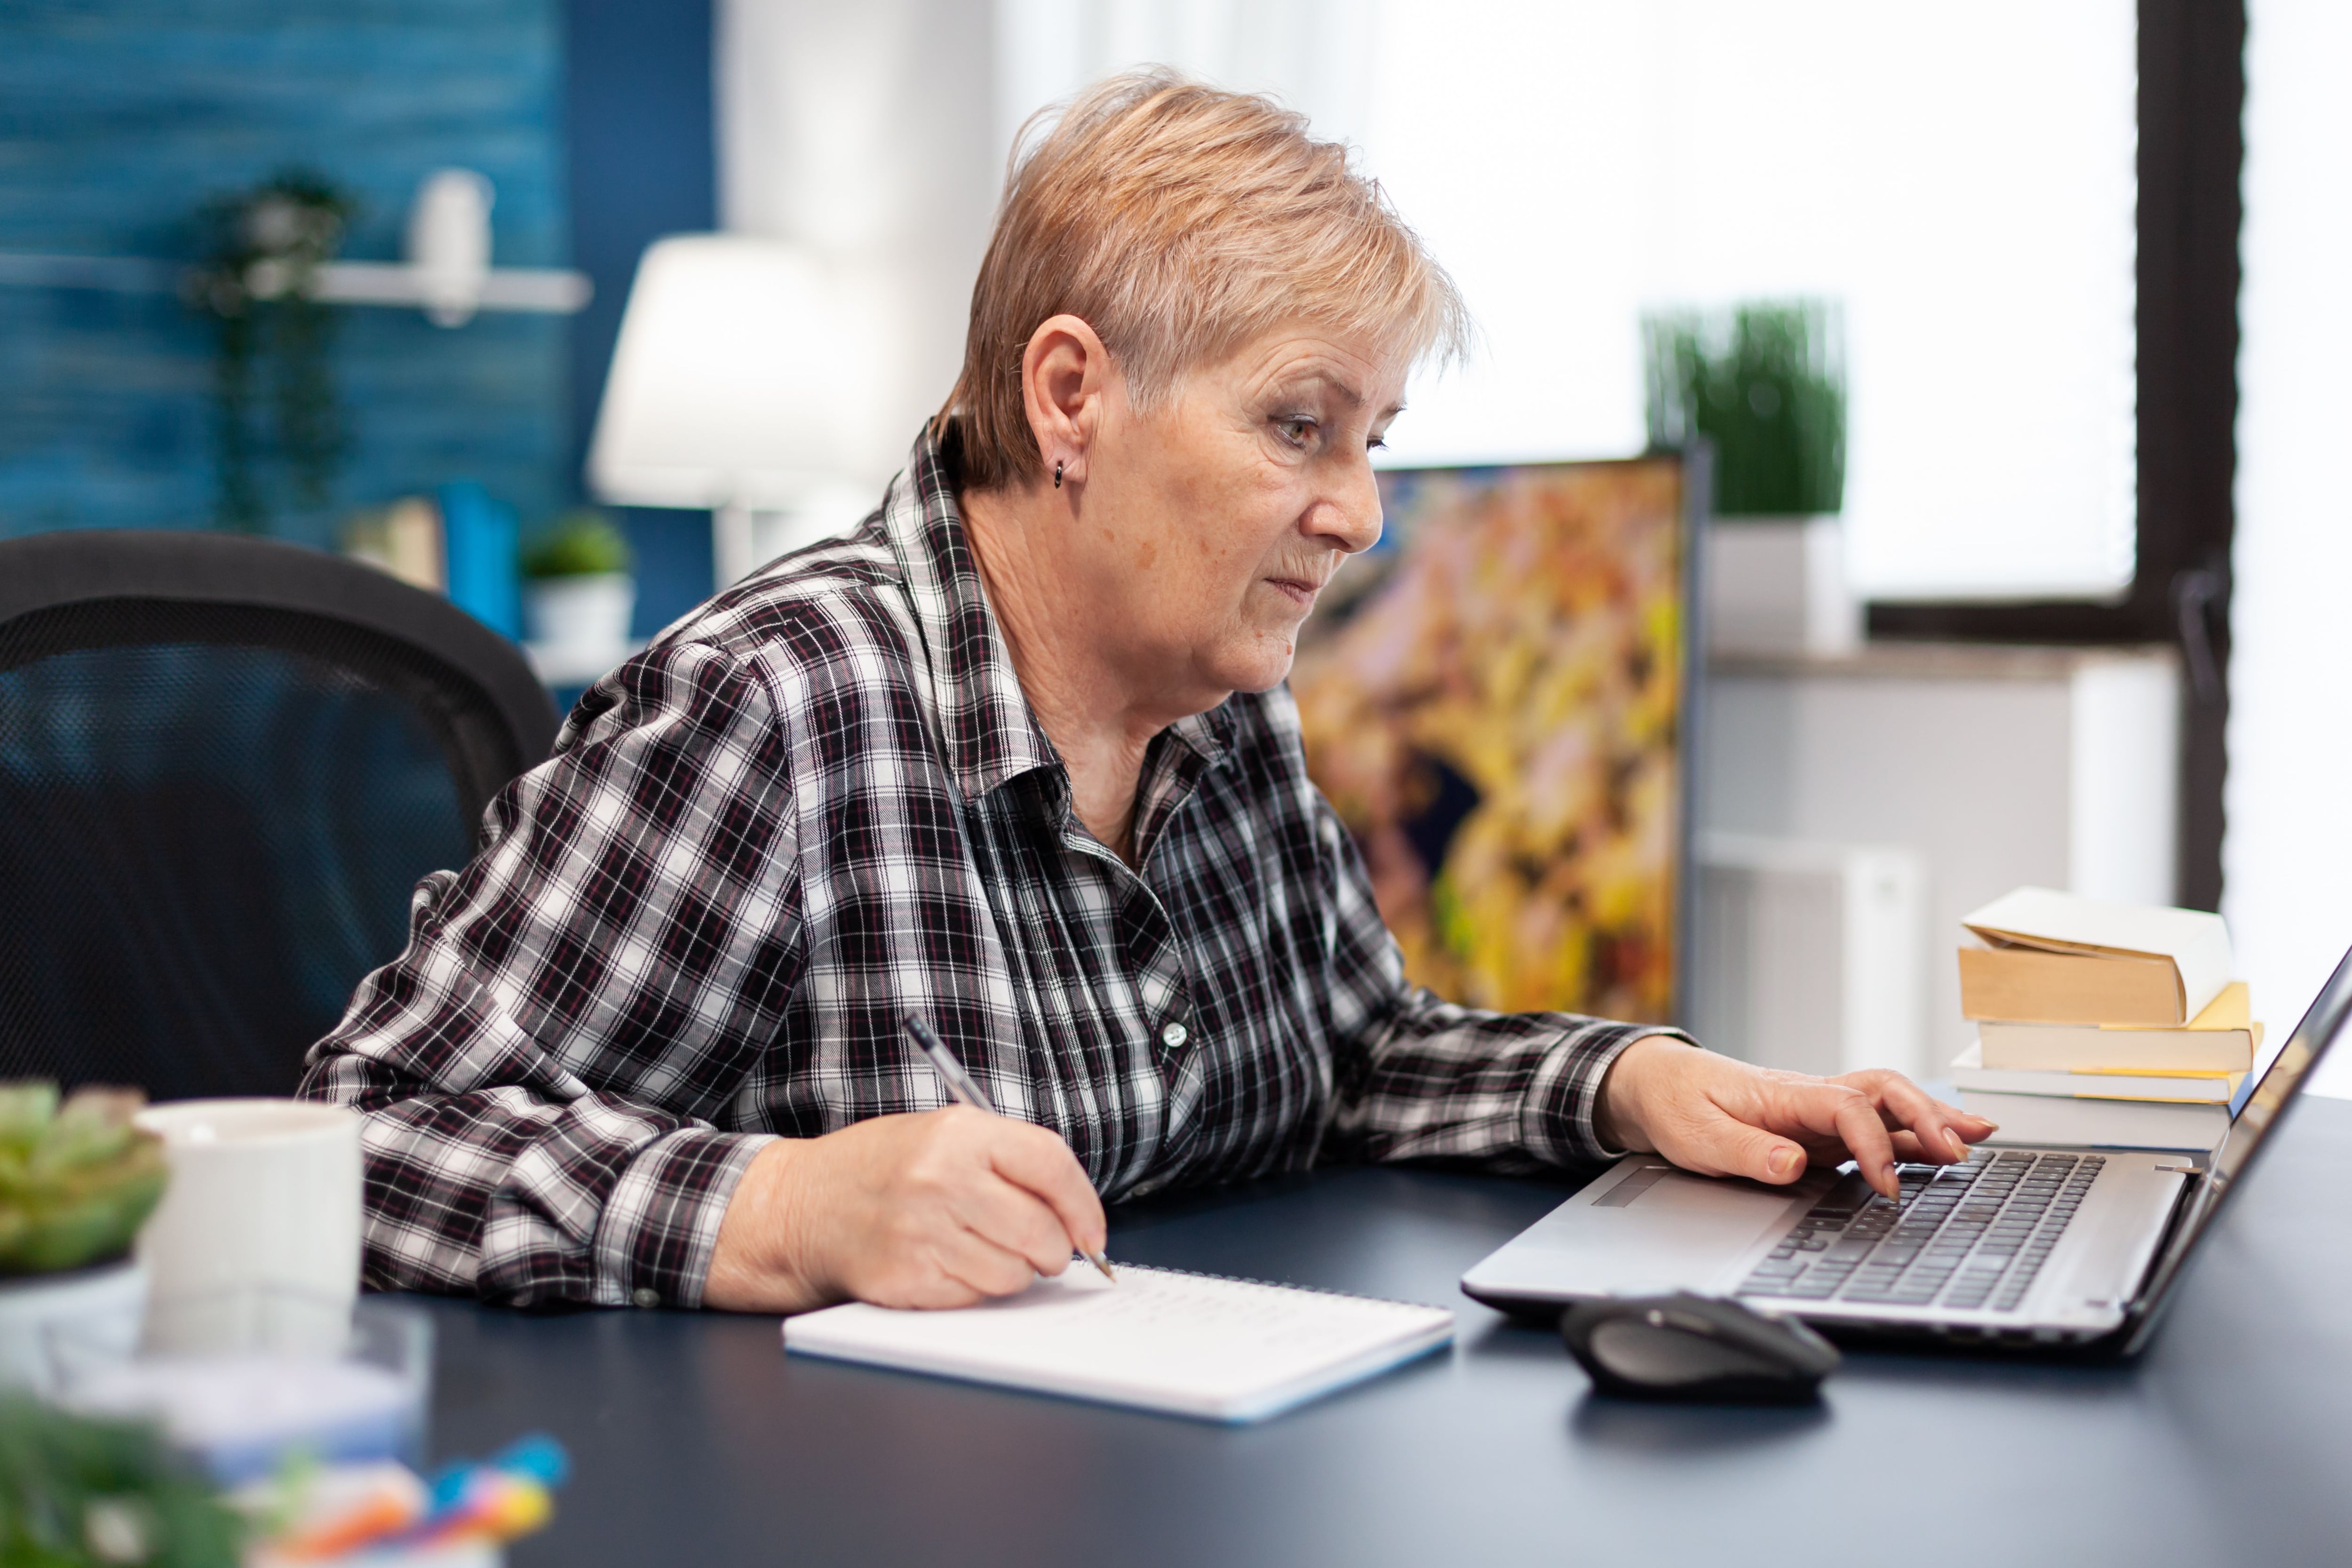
[592, 1128, 777, 1310]
[1522, 1026, 1697, 1167]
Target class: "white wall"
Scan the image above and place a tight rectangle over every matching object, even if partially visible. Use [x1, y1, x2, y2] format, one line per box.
[1700, 664, 2073, 1071]
[716, 0, 998, 488]
[2225, 0, 2352, 1095]
[2069, 654, 2180, 908]
[1700, 649, 2179, 1073]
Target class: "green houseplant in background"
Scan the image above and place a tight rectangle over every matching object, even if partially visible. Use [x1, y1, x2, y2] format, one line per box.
[1644, 300, 1845, 517]
[187, 171, 357, 535]
[0, 1086, 168, 1391]
[1644, 300, 1858, 654]
[521, 510, 638, 682]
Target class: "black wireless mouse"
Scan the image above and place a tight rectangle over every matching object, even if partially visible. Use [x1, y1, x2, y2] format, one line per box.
[1560, 1292, 1840, 1403]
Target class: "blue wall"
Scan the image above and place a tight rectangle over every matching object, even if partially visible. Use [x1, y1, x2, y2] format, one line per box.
[565, 0, 717, 635]
[0, 0, 571, 549]
[0, 0, 723, 637]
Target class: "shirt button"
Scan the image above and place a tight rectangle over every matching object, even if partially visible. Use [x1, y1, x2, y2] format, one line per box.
[1160, 1020, 1189, 1049]
[632, 1287, 661, 1309]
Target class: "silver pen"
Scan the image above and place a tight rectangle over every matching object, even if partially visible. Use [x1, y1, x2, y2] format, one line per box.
[902, 1014, 1117, 1283]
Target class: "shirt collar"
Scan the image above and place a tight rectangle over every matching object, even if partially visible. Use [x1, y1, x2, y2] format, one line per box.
[882, 427, 1057, 799]
[882, 426, 1234, 803]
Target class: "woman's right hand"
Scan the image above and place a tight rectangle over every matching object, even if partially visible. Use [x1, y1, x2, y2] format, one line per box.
[703, 1107, 1107, 1313]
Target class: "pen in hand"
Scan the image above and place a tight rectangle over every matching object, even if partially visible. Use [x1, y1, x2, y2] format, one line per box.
[902, 1015, 1117, 1284]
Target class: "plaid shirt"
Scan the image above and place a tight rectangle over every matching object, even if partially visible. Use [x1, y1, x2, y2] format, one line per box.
[301, 430, 1686, 1310]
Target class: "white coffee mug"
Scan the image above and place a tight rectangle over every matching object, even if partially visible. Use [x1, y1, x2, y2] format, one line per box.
[132, 1099, 363, 1355]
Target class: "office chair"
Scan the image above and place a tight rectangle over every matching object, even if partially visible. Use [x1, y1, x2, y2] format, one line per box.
[0, 530, 558, 1100]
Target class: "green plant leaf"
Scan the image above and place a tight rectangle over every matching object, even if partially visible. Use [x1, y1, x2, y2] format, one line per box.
[0, 1398, 244, 1568]
[522, 510, 634, 579]
[0, 1084, 169, 1277]
[1643, 299, 1845, 517]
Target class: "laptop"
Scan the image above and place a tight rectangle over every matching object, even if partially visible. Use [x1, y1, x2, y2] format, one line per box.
[1462, 942, 2352, 1352]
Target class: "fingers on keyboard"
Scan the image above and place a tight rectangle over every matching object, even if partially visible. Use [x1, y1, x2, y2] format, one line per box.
[1738, 1153, 2106, 1313]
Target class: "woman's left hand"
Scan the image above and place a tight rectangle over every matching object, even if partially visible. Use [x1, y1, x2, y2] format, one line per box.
[1595, 1036, 1998, 1200]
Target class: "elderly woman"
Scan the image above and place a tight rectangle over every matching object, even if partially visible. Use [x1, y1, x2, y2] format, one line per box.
[304, 73, 1990, 1313]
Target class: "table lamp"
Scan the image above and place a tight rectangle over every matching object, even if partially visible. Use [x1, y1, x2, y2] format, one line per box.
[587, 235, 876, 590]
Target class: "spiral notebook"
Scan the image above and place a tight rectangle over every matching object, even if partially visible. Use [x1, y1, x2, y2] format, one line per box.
[781, 1264, 1456, 1424]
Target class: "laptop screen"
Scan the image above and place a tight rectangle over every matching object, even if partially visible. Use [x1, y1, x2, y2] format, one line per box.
[2133, 941, 2352, 1316]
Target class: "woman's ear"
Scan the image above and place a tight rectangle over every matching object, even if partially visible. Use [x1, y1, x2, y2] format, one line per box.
[1021, 313, 1110, 491]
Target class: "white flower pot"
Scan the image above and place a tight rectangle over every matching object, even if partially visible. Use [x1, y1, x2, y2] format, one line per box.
[523, 573, 636, 653]
[1704, 515, 1861, 657]
[0, 1257, 146, 1392]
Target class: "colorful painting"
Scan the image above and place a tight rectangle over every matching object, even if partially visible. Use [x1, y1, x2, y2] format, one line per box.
[1291, 458, 1692, 1024]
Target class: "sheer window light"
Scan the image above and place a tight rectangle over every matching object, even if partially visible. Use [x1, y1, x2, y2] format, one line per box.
[2225, 0, 2352, 1096]
[996, 0, 2138, 602]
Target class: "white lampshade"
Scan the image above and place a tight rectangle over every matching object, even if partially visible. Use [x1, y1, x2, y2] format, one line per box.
[587, 234, 870, 512]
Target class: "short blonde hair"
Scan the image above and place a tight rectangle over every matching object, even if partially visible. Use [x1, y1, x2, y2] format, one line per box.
[940, 70, 1469, 491]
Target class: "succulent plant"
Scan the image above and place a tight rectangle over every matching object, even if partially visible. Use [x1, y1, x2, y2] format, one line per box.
[0, 1084, 168, 1278]
[0, 1396, 241, 1568]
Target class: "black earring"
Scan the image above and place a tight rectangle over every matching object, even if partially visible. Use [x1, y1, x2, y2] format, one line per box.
[1053, 460, 1065, 489]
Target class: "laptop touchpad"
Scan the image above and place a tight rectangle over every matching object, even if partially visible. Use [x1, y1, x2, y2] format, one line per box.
[1489, 1166, 1801, 1297]
[1622, 1173, 1789, 1218]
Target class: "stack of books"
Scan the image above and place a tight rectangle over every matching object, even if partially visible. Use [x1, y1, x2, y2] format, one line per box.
[1950, 887, 2262, 1152]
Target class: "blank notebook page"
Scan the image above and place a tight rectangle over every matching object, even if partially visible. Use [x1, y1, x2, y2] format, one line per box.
[781, 1265, 1456, 1423]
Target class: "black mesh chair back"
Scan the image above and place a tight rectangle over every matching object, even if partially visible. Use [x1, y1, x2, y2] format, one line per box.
[0, 531, 557, 1099]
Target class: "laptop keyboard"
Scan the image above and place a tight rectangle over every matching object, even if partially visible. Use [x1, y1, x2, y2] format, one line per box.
[1736, 1149, 2106, 1313]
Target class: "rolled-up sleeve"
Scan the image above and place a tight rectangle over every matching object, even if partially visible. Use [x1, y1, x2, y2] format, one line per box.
[300, 641, 801, 1309]
[1316, 800, 1692, 1172]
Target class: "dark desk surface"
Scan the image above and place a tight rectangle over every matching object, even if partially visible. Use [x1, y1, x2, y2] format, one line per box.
[415, 1096, 2352, 1567]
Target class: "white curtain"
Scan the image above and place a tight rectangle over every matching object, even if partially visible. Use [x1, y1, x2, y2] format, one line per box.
[993, 0, 1371, 154]
[720, 2, 2136, 598]
[716, 0, 998, 488]
[2225, 0, 2352, 1095]
[993, 0, 2137, 603]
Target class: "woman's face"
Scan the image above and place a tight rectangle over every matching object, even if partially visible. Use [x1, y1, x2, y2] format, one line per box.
[1074, 325, 1406, 705]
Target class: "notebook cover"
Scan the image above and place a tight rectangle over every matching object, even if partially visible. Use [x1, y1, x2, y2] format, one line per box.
[781, 1265, 1455, 1424]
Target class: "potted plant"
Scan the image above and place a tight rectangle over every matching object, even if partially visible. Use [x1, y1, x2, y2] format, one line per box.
[187, 170, 358, 536]
[520, 509, 636, 664]
[0, 1084, 169, 1390]
[0, 1397, 243, 1567]
[1644, 299, 1855, 655]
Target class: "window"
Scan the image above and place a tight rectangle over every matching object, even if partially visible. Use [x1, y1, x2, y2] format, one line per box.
[2226, 0, 2352, 1087]
[996, 0, 2140, 601]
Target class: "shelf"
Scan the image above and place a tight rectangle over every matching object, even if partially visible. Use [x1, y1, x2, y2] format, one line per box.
[0, 250, 590, 318]
[310, 262, 588, 313]
[1709, 640, 2176, 683]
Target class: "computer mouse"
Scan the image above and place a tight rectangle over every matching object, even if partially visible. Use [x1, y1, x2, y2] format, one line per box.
[1560, 1292, 1840, 1403]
